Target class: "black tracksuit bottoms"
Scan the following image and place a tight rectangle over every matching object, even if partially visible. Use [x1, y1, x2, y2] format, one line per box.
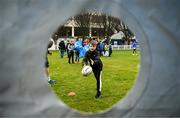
[92, 61, 103, 93]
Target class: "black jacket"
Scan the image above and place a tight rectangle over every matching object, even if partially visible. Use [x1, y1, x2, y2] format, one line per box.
[58, 41, 66, 50]
[82, 50, 103, 70]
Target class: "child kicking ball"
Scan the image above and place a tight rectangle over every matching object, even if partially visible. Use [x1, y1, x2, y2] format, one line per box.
[82, 40, 103, 99]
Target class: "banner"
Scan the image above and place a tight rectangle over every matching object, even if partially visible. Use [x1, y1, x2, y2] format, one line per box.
[75, 40, 89, 58]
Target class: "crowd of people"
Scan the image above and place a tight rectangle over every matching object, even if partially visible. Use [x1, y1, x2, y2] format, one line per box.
[58, 37, 113, 63]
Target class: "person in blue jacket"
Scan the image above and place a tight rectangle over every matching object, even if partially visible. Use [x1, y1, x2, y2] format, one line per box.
[132, 41, 137, 55]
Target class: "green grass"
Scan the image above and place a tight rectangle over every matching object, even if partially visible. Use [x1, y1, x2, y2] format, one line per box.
[48, 50, 140, 113]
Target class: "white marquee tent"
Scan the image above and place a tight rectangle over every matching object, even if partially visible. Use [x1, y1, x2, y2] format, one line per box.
[111, 31, 125, 39]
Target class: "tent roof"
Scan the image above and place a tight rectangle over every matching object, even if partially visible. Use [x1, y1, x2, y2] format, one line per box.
[111, 31, 125, 39]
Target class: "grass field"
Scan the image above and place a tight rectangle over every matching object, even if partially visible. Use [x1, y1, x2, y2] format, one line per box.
[48, 50, 140, 113]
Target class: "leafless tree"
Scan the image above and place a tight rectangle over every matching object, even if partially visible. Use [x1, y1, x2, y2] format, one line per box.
[73, 10, 92, 39]
[52, 11, 134, 44]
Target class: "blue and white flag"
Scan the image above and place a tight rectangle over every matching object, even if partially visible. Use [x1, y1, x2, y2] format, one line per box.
[75, 40, 89, 58]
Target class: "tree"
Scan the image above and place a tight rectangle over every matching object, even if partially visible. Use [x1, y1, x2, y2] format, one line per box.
[95, 14, 123, 43]
[121, 22, 134, 45]
[73, 10, 92, 39]
[52, 11, 134, 44]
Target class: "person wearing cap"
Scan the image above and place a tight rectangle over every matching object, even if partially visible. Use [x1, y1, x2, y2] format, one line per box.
[82, 40, 103, 98]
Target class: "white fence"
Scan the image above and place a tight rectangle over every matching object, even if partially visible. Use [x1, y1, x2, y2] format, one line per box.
[112, 45, 139, 50]
[49, 43, 139, 51]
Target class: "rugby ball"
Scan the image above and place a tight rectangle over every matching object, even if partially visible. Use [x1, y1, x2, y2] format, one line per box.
[82, 66, 92, 76]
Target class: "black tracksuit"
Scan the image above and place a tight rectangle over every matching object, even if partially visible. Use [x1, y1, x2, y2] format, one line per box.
[82, 50, 103, 94]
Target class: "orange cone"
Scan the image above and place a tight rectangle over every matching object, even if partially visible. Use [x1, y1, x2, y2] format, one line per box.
[68, 92, 76, 96]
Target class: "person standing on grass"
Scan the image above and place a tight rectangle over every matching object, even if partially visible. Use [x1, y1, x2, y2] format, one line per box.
[58, 39, 66, 58]
[45, 40, 56, 84]
[66, 40, 70, 58]
[75, 38, 80, 63]
[75, 49, 80, 63]
[82, 40, 103, 99]
[132, 41, 137, 55]
[68, 40, 75, 64]
[108, 43, 112, 57]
